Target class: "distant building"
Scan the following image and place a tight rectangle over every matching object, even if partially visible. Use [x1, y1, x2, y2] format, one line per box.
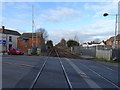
[106, 34, 120, 48]
[82, 41, 100, 47]
[0, 26, 21, 52]
[17, 33, 45, 52]
[82, 41, 106, 47]
[99, 40, 106, 45]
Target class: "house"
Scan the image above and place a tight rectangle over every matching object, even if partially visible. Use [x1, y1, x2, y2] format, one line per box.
[17, 33, 45, 52]
[82, 41, 100, 47]
[0, 26, 21, 52]
[82, 41, 106, 48]
[99, 40, 106, 45]
[106, 34, 120, 48]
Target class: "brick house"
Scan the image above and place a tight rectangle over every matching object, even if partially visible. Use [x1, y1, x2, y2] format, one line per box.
[0, 26, 21, 52]
[17, 33, 45, 52]
[106, 34, 120, 48]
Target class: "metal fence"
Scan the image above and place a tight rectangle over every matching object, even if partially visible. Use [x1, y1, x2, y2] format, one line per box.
[73, 46, 96, 57]
[72, 46, 120, 61]
[112, 48, 120, 61]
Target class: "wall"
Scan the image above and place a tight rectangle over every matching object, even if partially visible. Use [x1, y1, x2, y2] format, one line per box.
[7, 34, 20, 49]
[0, 33, 20, 51]
[18, 38, 45, 52]
[73, 46, 96, 57]
[73, 46, 119, 61]
[96, 49, 112, 60]
[106, 41, 113, 46]
[106, 41, 120, 48]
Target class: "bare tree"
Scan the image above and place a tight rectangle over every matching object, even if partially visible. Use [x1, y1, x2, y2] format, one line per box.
[73, 34, 80, 44]
[36, 28, 48, 41]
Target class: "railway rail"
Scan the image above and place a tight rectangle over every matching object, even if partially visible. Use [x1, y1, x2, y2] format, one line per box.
[3, 47, 119, 89]
[55, 49, 73, 90]
[29, 48, 73, 90]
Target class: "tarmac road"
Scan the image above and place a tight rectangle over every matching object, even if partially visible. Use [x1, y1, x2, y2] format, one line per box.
[2, 55, 120, 89]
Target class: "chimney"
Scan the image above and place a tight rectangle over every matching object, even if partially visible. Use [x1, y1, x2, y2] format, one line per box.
[2, 26, 5, 33]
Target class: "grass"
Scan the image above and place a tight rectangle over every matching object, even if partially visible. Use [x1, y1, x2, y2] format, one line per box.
[27, 54, 39, 56]
[96, 58, 120, 63]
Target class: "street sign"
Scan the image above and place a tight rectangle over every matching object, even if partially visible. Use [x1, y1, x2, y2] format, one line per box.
[0, 40, 6, 44]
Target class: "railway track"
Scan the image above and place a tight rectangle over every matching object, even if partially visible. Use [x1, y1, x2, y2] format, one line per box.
[3, 47, 119, 89]
[29, 48, 73, 90]
[55, 49, 73, 90]
[28, 47, 119, 89]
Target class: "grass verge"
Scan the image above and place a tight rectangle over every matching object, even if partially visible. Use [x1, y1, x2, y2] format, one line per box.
[95, 58, 120, 63]
[27, 54, 39, 56]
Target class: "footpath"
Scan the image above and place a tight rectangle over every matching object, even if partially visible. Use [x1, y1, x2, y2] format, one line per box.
[81, 55, 119, 68]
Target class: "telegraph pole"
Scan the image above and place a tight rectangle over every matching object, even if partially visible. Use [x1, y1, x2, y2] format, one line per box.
[32, 5, 34, 48]
[114, 14, 117, 49]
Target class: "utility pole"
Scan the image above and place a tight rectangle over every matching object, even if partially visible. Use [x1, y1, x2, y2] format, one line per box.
[114, 14, 117, 49]
[32, 5, 34, 48]
[35, 25, 38, 48]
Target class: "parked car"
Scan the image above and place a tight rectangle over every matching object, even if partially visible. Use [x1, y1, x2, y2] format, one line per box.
[8, 48, 24, 55]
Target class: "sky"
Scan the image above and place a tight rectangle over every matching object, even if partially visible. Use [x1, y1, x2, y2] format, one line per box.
[0, 0, 119, 45]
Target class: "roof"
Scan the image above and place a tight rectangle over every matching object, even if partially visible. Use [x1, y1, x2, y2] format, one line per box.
[116, 34, 120, 40]
[87, 41, 100, 45]
[18, 33, 43, 38]
[0, 28, 21, 36]
[106, 36, 114, 42]
[100, 40, 106, 44]
[106, 34, 120, 42]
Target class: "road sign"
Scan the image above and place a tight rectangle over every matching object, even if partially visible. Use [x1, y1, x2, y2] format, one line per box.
[0, 40, 6, 44]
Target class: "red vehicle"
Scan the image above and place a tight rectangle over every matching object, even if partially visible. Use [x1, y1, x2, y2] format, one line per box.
[8, 48, 24, 55]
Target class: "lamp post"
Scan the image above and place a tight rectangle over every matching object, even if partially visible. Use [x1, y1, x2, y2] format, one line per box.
[103, 13, 118, 49]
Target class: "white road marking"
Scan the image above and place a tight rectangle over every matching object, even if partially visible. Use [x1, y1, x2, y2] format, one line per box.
[104, 66, 115, 71]
[93, 61, 117, 72]
[65, 58, 101, 88]
[77, 61, 120, 89]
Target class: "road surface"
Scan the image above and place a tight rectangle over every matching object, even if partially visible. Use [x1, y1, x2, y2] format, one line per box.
[2, 55, 120, 89]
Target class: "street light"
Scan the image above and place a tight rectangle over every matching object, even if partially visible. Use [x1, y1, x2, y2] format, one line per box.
[103, 13, 109, 16]
[103, 13, 118, 49]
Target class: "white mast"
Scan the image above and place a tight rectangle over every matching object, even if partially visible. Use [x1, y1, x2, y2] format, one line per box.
[32, 5, 34, 48]
[35, 24, 38, 48]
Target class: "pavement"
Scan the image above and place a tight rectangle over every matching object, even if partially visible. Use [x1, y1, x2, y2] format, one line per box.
[80, 55, 96, 60]
[81, 55, 119, 67]
[2, 55, 120, 89]
[0, 53, 7, 56]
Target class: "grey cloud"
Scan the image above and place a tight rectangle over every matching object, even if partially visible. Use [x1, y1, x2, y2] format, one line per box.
[39, 7, 81, 23]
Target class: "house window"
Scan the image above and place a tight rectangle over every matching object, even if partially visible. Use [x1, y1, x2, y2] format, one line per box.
[9, 36, 12, 42]
[23, 39, 29, 43]
[116, 41, 118, 44]
[23, 45, 27, 47]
